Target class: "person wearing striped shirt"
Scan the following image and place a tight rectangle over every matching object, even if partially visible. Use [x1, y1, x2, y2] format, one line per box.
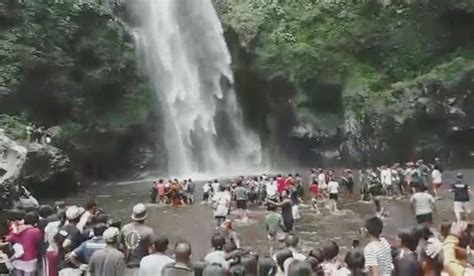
[363, 217, 393, 276]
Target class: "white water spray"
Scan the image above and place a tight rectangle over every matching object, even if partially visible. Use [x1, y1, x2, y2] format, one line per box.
[130, 0, 263, 177]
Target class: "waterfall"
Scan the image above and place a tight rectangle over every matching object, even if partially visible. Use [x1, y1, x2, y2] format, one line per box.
[130, 0, 263, 176]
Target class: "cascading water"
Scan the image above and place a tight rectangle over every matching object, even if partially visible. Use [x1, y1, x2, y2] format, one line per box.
[130, 0, 263, 177]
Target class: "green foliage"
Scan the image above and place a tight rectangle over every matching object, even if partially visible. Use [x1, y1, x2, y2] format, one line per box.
[0, 114, 27, 141]
[0, 0, 151, 142]
[217, 0, 474, 125]
[0, 0, 153, 176]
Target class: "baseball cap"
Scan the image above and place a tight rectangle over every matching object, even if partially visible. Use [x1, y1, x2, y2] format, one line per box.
[65, 205, 84, 221]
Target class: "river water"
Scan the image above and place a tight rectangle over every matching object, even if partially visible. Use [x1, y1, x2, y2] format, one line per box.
[55, 169, 474, 261]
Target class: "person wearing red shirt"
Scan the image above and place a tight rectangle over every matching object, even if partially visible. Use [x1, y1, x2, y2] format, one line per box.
[284, 174, 294, 191]
[277, 174, 286, 194]
[7, 212, 43, 275]
[310, 180, 319, 197]
[309, 180, 321, 214]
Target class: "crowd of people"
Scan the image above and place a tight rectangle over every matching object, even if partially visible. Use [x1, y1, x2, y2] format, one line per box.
[25, 125, 51, 145]
[0, 156, 473, 276]
[150, 179, 195, 206]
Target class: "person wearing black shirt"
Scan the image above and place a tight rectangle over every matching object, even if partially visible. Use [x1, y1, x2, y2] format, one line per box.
[56, 206, 85, 274]
[451, 173, 470, 222]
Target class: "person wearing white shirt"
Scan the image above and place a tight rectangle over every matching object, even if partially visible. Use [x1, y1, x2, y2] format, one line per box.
[318, 170, 327, 195]
[139, 237, 174, 276]
[380, 166, 393, 196]
[266, 178, 278, 200]
[327, 179, 340, 213]
[204, 234, 229, 269]
[431, 166, 442, 198]
[203, 182, 212, 202]
[212, 186, 231, 227]
[211, 180, 220, 194]
[410, 184, 435, 225]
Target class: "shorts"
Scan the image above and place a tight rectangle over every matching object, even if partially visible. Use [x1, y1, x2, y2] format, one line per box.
[454, 201, 471, 214]
[203, 192, 209, 201]
[432, 182, 442, 189]
[236, 200, 247, 209]
[416, 213, 433, 224]
[329, 193, 338, 201]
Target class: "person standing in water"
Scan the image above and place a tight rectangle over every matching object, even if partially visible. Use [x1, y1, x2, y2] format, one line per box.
[418, 159, 431, 188]
[266, 177, 278, 201]
[294, 173, 304, 198]
[431, 165, 442, 199]
[233, 181, 249, 221]
[309, 180, 321, 214]
[267, 190, 294, 233]
[327, 177, 340, 213]
[359, 170, 369, 201]
[318, 169, 327, 198]
[212, 185, 231, 227]
[203, 181, 212, 203]
[450, 172, 470, 222]
[155, 180, 166, 205]
[289, 186, 301, 220]
[410, 184, 435, 226]
[341, 169, 354, 199]
[187, 178, 195, 204]
[265, 205, 285, 255]
[211, 180, 220, 195]
[380, 165, 393, 197]
[276, 174, 286, 196]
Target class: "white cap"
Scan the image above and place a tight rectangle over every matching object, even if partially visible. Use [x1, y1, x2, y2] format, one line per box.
[103, 227, 120, 243]
[66, 206, 84, 220]
[131, 203, 147, 221]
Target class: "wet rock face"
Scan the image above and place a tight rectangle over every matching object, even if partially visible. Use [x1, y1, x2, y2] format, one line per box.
[22, 143, 77, 196]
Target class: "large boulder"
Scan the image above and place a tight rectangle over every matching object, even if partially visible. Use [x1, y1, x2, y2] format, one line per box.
[0, 130, 27, 186]
[22, 143, 77, 196]
[0, 130, 27, 209]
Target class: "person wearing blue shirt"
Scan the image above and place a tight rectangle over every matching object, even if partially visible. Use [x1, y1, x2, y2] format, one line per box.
[68, 223, 107, 266]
